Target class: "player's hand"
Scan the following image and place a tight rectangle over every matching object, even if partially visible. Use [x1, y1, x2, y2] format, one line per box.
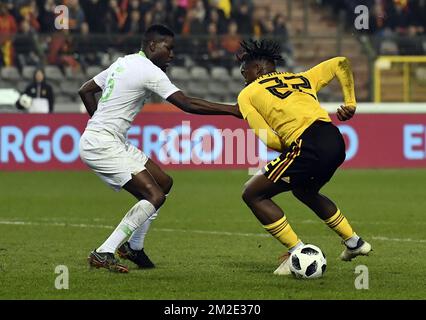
[337, 105, 356, 121]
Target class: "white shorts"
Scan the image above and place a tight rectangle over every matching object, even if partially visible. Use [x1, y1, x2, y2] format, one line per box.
[79, 129, 148, 191]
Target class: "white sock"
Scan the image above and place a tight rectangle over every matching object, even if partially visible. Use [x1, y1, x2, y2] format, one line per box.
[289, 241, 304, 253]
[128, 211, 159, 251]
[345, 233, 360, 249]
[97, 200, 156, 253]
[128, 194, 168, 251]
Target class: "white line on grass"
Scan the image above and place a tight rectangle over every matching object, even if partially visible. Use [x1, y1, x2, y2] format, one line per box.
[371, 236, 426, 243]
[0, 219, 425, 244]
[0, 220, 113, 230]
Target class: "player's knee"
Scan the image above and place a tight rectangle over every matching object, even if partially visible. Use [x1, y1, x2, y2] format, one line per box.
[146, 190, 166, 209]
[242, 185, 256, 206]
[292, 188, 316, 203]
[152, 193, 166, 209]
[163, 175, 173, 194]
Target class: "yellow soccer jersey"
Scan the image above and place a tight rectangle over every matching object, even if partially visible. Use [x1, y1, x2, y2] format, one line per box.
[238, 57, 356, 149]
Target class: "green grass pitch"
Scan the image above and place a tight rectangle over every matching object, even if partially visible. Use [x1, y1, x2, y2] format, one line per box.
[0, 169, 425, 300]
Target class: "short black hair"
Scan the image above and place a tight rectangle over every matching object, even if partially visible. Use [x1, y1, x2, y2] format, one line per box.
[142, 24, 175, 47]
[237, 39, 284, 64]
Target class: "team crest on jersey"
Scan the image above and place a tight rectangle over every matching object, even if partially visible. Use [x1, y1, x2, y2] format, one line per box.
[282, 176, 291, 183]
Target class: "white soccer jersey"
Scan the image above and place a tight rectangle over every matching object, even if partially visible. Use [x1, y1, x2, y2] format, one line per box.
[87, 51, 180, 140]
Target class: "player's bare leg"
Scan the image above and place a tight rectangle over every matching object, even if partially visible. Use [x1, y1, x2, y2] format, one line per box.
[242, 173, 304, 275]
[89, 170, 165, 272]
[118, 159, 173, 268]
[292, 187, 372, 261]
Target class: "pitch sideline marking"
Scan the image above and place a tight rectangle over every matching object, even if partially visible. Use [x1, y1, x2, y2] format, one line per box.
[0, 220, 425, 244]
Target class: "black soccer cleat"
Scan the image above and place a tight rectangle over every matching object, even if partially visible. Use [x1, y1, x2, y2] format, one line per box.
[88, 250, 129, 273]
[117, 242, 155, 269]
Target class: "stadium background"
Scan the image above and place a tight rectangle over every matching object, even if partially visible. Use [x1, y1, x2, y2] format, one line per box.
[0, 0, 425, 300]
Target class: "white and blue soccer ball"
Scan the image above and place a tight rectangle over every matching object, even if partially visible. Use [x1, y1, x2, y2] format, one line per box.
[19, 94, 33, 109]
[289, 244, 327, 279]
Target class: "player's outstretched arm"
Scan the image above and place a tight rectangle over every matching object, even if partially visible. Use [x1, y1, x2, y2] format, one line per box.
[78, 79, 102, 117]
[334, 57, 356, 121]
[167, 91, 242, 118]
[306, 57, 357, 121]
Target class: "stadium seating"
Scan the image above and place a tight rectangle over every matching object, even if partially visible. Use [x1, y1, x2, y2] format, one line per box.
[0, 0, 425, 111]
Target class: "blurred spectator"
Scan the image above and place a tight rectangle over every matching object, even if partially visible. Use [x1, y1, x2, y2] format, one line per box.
[47, 29, 80, 70]
[76, 22, 101, 68]
[410, 0, 426, 34]
[1, 0, 19, 22]
[81, 0, 108, 33]
[252, 6, 268, 38]
[209, 0, 231, 19]
[166, 0, 187, 34]
[221, 20, 241, 68]
[66, 0, 86, 33]
[273, 14, 292, 56]
[126, 0, 142, 13]
[231, 0, 254, 12]
[19, 0, 40, 32]
[151, 1, 167, 25]
[123, 9, 144, 34]
[182, 0, 206, 35]
[16, 68, 55, 113]
[397, 25, 424, 55]
[206, 22, 225, 66]
[388, 0, 412, 34]
[206, 8, 227, 34]
[181, 0, 207, 63]
[104, 0, 127, 33]
[14, 19, 43, 68]
[38, 0, 57, 33]
[0, 2, 18, 66]
[368, 0, 389, 36]
[140, 0, 154, 16]
[231, 2, 252, 35]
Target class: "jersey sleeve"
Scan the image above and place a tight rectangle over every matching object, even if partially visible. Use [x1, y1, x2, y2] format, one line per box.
[303, 57, 356, 106]
[93, 68, 109, 90]
[238, 90, 283, 151]
[237, 88, 255, 120]
[143, 66, 180, 99]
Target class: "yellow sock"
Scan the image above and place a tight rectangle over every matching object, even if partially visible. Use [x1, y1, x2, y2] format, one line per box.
[324, 209, 355, 241]
[264, 216, 301, 249]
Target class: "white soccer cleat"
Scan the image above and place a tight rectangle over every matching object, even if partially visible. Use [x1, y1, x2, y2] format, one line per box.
[273, 252, 292, 275]
[340, 238, 372, 261]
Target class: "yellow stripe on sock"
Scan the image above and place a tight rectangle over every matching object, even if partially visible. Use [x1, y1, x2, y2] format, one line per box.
[264, 216, 300, 249]
[324, 209, 355, 241]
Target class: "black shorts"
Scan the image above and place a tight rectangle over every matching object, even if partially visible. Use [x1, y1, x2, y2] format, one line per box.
[263, 121, 346, 189]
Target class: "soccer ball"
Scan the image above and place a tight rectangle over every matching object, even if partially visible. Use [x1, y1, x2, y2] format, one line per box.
[19, 94, 33, 109]
[289, 244, 327, 279]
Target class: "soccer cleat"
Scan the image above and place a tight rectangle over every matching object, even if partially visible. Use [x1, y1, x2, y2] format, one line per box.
[117, 242, 155, 269]
[88, 250, 129, 273]
[340, 238, 372, 261]
[273, 252, 291, 275]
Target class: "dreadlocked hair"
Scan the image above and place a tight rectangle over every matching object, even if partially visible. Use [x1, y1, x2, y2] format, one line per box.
[237, 39, 284, 64]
